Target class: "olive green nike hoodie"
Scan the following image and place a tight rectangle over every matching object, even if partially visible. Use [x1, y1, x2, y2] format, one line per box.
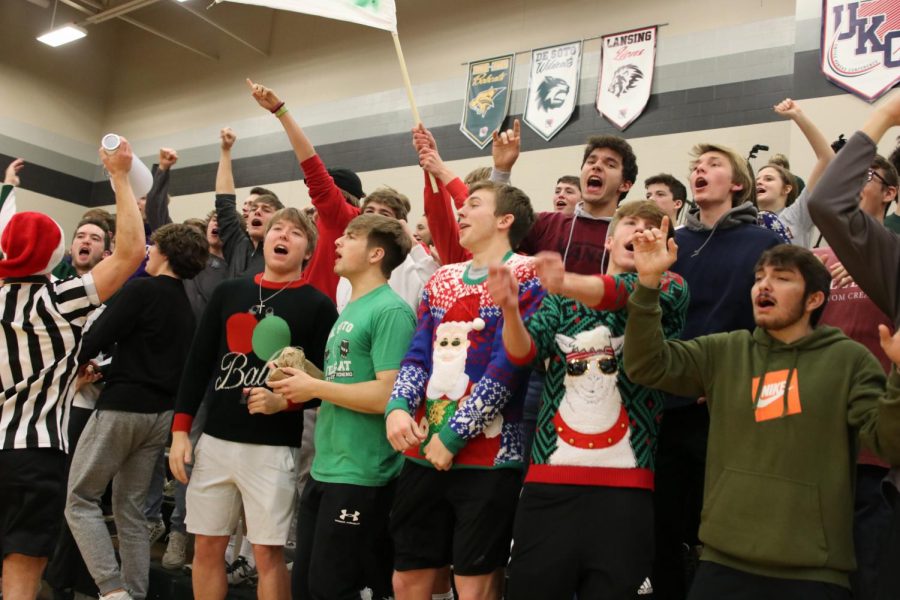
[624, 283, 900, 588]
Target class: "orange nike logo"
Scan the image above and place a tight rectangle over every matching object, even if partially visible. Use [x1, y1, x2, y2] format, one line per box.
[751, 369, 801, 422]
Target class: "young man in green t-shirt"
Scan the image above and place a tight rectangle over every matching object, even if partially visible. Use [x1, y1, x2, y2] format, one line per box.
[269, 213, 417, 600]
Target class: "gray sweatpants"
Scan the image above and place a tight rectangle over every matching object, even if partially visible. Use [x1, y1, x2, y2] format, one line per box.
[65, 409, 173, 600]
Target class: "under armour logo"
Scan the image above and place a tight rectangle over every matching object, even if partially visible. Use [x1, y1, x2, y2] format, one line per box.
[335, 509, 361, 525]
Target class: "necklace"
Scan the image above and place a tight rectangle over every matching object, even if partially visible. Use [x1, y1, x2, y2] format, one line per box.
[250, 275, 300, 316]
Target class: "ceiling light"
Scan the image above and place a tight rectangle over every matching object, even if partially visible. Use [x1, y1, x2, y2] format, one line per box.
[37, 24, 86, 47]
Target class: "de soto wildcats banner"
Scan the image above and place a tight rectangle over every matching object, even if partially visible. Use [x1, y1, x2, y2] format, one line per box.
[523, 41, 583, 141]
[596, 26, 657, 130]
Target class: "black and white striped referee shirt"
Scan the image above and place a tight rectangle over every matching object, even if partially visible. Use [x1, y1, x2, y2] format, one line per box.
[1, 274, 101, 452]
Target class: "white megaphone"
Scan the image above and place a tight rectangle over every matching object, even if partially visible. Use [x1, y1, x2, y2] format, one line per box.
[100, 133, 153, 199]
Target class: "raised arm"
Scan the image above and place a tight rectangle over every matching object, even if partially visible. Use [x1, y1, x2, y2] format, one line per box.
[773, 99, 834, 191]
[808, 93, 900, 322]
[89, 139, 146, 303]
[145, 148, 177, 232]
[490, 119, 520, 184]
[216, 128, 236, 195]
[247, 78, 315, 163]
[0, 158, 23, 234]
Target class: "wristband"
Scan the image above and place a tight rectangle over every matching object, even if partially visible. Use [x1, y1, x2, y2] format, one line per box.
[270, 101, 285, 114]
[275, 105, 289, 118]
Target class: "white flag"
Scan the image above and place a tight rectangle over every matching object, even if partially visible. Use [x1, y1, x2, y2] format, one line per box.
[218, 0, 396, 32]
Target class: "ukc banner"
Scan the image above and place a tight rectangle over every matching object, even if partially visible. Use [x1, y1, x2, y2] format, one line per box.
[821, 0, 900, 102]
[460, 54, 515, 149]
[597, 26, 657, 130]
[523, 41, 583, 141]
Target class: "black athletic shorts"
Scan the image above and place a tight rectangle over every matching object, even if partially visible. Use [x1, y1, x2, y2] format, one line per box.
[0, 448, 67, 558]
[390, 461, 523, 576]
[293, 477, 395, 600]
[506, 483, 653, 599]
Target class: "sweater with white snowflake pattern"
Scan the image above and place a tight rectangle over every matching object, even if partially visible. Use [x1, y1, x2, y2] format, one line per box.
[511, 271, 688, 488]
[385, 253, 545, 469]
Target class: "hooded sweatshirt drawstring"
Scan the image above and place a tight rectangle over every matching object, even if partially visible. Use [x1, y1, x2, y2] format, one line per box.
[752, 344, 772, 411]
[685, 201, 760, 258]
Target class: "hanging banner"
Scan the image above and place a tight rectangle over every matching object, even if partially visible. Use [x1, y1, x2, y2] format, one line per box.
[821, 0, 900, 102]
[523, 41, 582, 141]
[460, 54, 515, 149]
[596, 26, 657, 130]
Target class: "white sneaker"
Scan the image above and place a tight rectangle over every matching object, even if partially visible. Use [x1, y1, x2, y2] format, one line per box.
[162, 531, 189, 570]
[147, 519, 166, 544]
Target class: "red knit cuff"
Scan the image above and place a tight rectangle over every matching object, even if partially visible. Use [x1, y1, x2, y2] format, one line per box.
[590, 275, 619, 310]
[447, 178, 469, 210]
[507, 337, 536, 367]
[172, 413, 193, 433]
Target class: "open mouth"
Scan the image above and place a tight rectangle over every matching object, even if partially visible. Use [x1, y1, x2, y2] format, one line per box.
[274, 244, 289, 256]
[755, 295, 776, 308]
[251, 218, 263, 228]
[585, 176, 603, 194]
[211, 228, 219, 236]
[78, 247, 90, 257]
[756, 186, 767, 196]
[694, 176, 708, 191]
[555, 199, 567, 209]
[624, 242, 634, 252]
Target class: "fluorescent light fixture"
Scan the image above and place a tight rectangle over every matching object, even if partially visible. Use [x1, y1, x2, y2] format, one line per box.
[37, 24, 87, 47]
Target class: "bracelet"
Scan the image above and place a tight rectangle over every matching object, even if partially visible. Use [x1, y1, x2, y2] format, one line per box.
[275, 105, 289, 118]
[270, 101, 285, 114]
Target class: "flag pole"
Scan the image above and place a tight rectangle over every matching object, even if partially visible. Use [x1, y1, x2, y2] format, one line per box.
[392, 31, 438, 193]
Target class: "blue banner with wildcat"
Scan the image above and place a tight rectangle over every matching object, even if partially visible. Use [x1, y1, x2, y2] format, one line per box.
[524, 41, 582, 141]
[460, 54, 515, 149]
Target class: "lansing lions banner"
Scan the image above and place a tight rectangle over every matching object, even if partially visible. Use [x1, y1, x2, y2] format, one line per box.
[821, 0, 900, 102]
[523, 41, 582, 141]
[596, 26, 657, 130]
[460, 54, 515, 149]
[216, 0, 396, 32]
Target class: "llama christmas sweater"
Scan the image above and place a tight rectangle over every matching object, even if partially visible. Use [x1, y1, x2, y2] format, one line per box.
[386, 252, 545, 469]
[511, 271, 688, 489]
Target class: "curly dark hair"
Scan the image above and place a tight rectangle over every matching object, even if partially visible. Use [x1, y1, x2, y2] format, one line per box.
[582, 135, 638, 201]
[150, 223, 209, 279]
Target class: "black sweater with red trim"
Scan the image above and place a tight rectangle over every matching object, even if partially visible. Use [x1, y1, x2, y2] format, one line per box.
[173, 274, 336, 447]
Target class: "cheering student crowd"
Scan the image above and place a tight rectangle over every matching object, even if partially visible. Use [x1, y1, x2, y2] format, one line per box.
[2, 78, 900, 600]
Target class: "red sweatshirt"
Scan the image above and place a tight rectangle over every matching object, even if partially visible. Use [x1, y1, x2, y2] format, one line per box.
[301, 155, 360, 301]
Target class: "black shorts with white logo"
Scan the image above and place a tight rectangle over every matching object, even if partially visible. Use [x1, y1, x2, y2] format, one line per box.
[391, 461, 523, 576]
[0, 448, 67, 558]
[292, 477, 395, 600]
[506, 483, 654, 599]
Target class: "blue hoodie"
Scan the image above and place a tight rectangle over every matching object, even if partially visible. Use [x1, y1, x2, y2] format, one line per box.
[667, 201, 781, 408]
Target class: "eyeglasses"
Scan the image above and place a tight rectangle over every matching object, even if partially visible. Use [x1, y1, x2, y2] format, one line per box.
[566, 356, 618, 376]
[867, 169, 889, 186]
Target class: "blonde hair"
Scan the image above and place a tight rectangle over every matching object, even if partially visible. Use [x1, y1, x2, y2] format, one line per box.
[690, 143, 753, 207]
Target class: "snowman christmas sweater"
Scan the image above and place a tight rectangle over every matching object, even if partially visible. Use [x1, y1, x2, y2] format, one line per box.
[173, 274, 337, 447]
[512, 271, 688, 489]
[385, 253, 545, 469]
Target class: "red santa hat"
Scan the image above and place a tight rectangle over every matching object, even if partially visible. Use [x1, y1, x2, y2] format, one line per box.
[0, 212, 66, 278]
[442, 294, 486, 331]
